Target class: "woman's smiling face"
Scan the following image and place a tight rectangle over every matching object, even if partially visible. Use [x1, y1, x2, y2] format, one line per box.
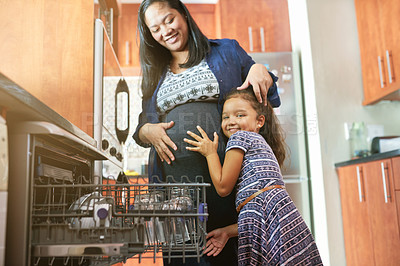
[144, 2, 189, 53]
[221, 97, 265, 138]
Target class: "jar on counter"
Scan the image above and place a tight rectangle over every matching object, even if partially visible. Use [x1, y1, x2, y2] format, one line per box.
[349, 122, 369, 159]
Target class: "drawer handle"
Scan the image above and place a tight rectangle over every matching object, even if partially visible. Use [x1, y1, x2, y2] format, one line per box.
[378, 56, 385, 88]
[125, 41, 130, 65]
[380, 162, 390, 203]
[356, 166, 364, 202]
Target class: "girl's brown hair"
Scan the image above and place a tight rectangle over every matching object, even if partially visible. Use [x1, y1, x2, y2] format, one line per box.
[224, 87, 288, 167]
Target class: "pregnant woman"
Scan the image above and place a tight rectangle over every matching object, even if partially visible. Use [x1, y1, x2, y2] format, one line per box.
[133, 0, 280, 265]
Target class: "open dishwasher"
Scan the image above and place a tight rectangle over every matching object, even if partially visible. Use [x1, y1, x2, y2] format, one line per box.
[6, 122, 209, 266]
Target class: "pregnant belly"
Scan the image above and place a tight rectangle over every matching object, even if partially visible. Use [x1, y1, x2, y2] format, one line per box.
[160, 102, 226, 181]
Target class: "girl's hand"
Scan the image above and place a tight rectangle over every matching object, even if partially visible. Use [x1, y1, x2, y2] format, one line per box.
[203, 228, 229, 257]
[139, 122, 177, 164]
[184, 125, 218, 157]
[237, 63, 272, 106]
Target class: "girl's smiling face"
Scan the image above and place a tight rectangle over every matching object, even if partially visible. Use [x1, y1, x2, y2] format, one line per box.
[221, 97, 265, 138]
[144, 2, 189, 53]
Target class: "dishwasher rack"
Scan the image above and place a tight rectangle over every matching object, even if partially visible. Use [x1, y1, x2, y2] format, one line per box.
[31, 174, 209, 266]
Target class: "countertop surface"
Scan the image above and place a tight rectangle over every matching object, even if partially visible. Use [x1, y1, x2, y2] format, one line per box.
[335, 149, 400, 168]
[0, 72, 96, 147]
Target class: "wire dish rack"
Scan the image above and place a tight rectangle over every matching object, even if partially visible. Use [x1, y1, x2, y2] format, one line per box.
[31, 174, 209, 266]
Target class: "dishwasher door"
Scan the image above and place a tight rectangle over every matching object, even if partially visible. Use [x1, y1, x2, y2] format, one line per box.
[6, 121, 144, 266]
[6, 122, 209, 266]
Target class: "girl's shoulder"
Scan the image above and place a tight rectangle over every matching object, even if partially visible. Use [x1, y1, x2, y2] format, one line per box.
[227, 131, 265, 152]
[228, 131, 263, 145]
[230, 130, 261, 139]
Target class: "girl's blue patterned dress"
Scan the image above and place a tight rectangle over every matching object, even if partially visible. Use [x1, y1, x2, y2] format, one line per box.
[226, 131, 323, 265]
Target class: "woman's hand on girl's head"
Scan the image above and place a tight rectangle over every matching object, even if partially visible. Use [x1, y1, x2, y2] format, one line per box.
[184, 125, 218, 157]
[237, 63, 273, 106]
[140, 122, 177, 164]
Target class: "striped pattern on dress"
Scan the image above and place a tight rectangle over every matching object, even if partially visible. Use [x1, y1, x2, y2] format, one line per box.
[226, 131, 323, 265]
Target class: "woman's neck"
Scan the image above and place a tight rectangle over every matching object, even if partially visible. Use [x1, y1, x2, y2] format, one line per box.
[170, 50, 189, 74]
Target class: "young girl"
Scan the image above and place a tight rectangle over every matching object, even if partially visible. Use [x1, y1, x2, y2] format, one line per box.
[184, 88, 323, 265]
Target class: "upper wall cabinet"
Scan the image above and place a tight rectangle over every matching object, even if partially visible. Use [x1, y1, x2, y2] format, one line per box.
[355, 0, 400, 104]
[0, 1, 94, 136]
[217, 0, 292, 53]
[118, 3, 140, 73]
[117, 0, 292, 75]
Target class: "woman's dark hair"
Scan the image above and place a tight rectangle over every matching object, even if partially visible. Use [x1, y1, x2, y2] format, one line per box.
[224, 88, 288, 167]
[138, 0, 210, 99]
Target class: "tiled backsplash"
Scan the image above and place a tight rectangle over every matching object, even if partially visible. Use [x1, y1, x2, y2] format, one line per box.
[104, 76, 150, 174]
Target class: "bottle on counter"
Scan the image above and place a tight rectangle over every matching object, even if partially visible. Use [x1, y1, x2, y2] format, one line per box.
[349, 122, 369, 159]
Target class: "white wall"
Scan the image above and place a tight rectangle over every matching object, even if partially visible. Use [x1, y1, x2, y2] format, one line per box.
[288, 0, 400, 265]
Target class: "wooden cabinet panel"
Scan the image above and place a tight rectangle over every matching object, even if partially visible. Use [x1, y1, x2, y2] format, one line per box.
[354, 0, 383, 103]
[379, 0, 400, 97]
[0, 0, 94, 136]
[363, 160, 400, 265]
[354, 0, 400, 104]
[337, 165, 375, 266]
[187, 4, 218, 39]
[337, 159, 400, 265]
[217, 0, 291, 52]
[393, 157, 400, 190]
[118, 3, 140, 70]
[397, 191, 400, 233]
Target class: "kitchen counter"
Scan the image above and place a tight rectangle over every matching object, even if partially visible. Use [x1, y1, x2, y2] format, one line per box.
[335, 149, 400, 168]
[0, 72, 96, 147]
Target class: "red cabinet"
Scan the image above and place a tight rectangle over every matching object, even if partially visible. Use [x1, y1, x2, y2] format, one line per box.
[0, 1, 94, 136]
[117, 0, 293, 73]
[354, 0, 400, 104]
[337, 164, 375, 266]
[217, 0, 291, 53]
[337, 158, 400, 265]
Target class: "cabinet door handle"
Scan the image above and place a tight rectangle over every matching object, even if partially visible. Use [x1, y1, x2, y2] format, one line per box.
[356, 166, 364, 202]
[248, 27, 253, 52]
[260, 27, 265, 52]
[378, 56, 385, 88]
[380, 162, 391, 203]
[108, 8, 114, 44]
[125, 41, 130, 65]
[386, 50, 394, 84]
